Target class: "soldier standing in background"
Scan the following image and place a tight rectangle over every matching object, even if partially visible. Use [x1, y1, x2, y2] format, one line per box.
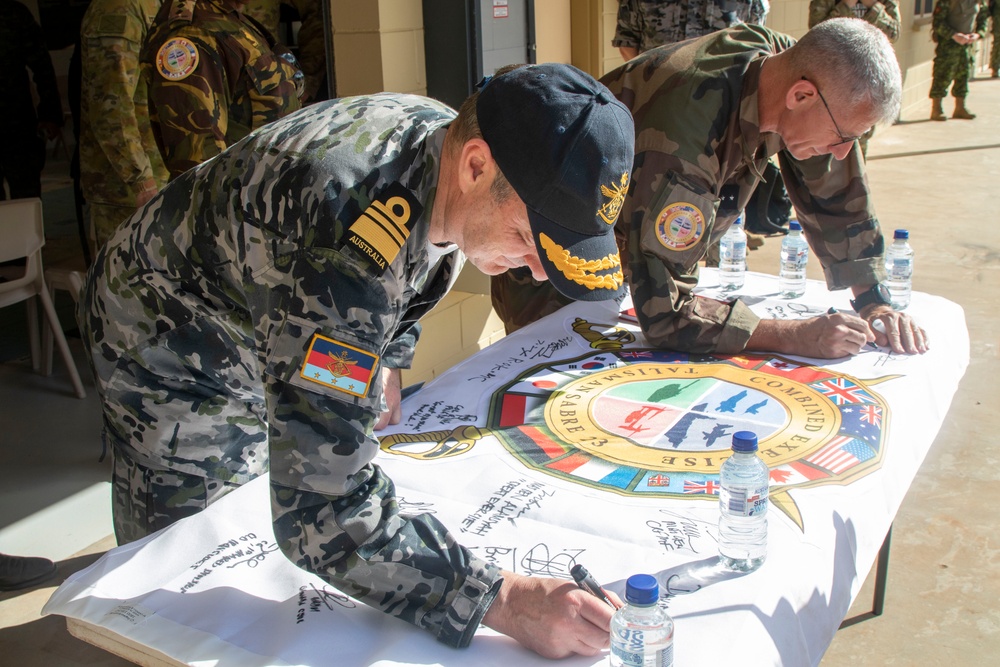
[0, 0, 63, 200]
[141, 0, 303, 179]
[809, 0, 901, 157]
[929, 0, 990, 120]
[612, 0, 769, 60]
[79, 0, 168, 255]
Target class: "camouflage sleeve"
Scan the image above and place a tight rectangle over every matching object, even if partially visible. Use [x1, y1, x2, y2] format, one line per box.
[866, 0, 902, 42]
[932, 0, 957, 41]
[243, 0, 281, 39]
[612, 0, 644, 48]
[263, 250, 501, 649]
[808, 0, 849, 27]
[777, 148, 886, 289]
[625, 150, 760, 354]
[147, 26, 231, 177]
[82, 12, 157, 195]
[20, 5, 62, 126]
[976, 3, 990, 37]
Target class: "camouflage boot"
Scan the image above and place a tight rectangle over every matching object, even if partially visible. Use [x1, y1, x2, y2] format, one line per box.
[953, 97, 976, 120]
[930, 98, 948, 121]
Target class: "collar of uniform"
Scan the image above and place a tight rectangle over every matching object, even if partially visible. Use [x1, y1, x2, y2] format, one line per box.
[737, 57, 772, 181]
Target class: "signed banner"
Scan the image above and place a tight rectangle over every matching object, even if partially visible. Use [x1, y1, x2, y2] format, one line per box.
[44, 270, 969, 666]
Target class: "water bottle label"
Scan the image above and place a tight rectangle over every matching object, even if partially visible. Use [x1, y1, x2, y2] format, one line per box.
[720, 485, 769, 517]
[889, 258, 911, 279]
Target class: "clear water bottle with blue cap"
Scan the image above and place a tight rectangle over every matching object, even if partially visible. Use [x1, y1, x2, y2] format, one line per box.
[610, 574, 674, 667]
[778, 220, 809, 298]
[885, 229, 913, 309]
[718, 215, 747, 291]
[718, 430, 769, 573]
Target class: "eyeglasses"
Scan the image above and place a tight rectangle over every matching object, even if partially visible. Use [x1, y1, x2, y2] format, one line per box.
[802, 76, 860, 148]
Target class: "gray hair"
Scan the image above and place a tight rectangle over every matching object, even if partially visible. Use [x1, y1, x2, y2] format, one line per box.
[791, 18, 902, 125]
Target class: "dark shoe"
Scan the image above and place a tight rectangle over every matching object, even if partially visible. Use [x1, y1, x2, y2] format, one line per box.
[0, 553, 58, 591]
[992, 70, 999, 79]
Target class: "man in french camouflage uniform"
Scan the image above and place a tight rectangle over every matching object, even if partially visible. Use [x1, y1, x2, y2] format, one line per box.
[0, 0, 63, 200]
[141, 0, 303, 178]
[611, 0, 788, 261]
[929, 0, 990, 120]
[494, 19, 928, 359]
[79, 0, 169, 254]
[809, 0, 900, 157]
[78, 64, 634, 656]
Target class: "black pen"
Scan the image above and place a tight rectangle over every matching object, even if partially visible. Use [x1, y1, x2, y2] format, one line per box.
[570, 564, 620, 610]
[828, 307, 878, 349]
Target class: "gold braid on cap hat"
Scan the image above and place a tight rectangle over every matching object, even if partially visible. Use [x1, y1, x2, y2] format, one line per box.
[539, 233, 623, 291]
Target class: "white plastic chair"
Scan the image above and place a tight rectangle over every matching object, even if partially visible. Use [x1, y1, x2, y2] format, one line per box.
[0, 198, 86, 398]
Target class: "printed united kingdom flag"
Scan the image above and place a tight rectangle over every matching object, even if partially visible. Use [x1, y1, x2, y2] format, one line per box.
[683, 478, 720, 495]
[813, 377, 874, 405]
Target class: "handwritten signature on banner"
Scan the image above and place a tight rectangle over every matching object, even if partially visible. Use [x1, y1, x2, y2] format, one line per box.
[180, 533, 281, 593]
[460, 479, 556, 536]
[295, 583, 357, 625]
[404, 400, 478, 431]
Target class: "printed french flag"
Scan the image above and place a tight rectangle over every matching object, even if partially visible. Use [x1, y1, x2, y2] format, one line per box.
[300, 334, 378, 398]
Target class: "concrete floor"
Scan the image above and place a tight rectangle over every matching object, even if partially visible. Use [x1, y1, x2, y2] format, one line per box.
[1, 77, 997, 665]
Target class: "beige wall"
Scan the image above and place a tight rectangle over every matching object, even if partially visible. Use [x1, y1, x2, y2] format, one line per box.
[330, 0, 427, 97]
[536, 0, 574, 63]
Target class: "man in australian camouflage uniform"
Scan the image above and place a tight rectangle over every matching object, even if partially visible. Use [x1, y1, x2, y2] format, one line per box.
[494, 19, 928, 359]
[929, 0, 990, 120]
[141, 0, 303, 178]
[809, 0, 900, 157]
[78, 64, 634, 656]
[79, 0, 169, 254]
[0, 0, 63, 200]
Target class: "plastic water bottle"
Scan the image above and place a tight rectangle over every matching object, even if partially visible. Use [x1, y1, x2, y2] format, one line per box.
[718, 215, 747, 291]
[718, 431, 769, 573]
[610, 574, 674, 667]
[778, 220, 809, 298]
[885, 229, 913, 310]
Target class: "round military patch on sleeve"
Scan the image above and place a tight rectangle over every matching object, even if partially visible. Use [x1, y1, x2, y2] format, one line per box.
[655, 201, 706, 251]
[156, 37, 199, 81]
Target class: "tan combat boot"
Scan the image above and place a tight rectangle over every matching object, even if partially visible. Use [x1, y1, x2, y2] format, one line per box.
[930, 98, 948, 121]
[953, 97, 976, 119]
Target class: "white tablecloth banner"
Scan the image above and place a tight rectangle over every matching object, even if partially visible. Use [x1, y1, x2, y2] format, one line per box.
[44, 270, 969, 666]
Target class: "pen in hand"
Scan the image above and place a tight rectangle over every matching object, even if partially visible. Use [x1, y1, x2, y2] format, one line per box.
[828, 307, 879, 349]
[570, 563, 621, 610]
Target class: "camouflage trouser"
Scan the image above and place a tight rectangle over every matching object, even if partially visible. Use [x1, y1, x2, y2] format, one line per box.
[490, 266, 573, 334]
[111, 438, 242, 545]
[930, 40, 975, 99]
[87, 202, 136, 257]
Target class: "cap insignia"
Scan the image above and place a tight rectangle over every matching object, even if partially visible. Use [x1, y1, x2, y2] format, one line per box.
[598, 171, 629, 225]
[539, 233, 623, 291]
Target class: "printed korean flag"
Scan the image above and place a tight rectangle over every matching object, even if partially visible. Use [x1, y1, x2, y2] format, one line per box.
[300, 334, 378, 398]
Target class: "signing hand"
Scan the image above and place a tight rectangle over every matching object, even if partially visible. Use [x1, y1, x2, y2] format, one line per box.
[864, 306, 929, 354]
[748, 311, 875, 359]
[482, 570, 618, 659]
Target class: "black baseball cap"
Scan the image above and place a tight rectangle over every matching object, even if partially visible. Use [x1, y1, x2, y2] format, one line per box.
[477, 64, 634, 302]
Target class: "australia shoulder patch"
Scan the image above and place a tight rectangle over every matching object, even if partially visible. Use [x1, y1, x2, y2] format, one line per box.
[345, 183, 423, 274]
[300, 333, 378, 398]
[655, 201, 705, 251]
[156, 37, 199, 81]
